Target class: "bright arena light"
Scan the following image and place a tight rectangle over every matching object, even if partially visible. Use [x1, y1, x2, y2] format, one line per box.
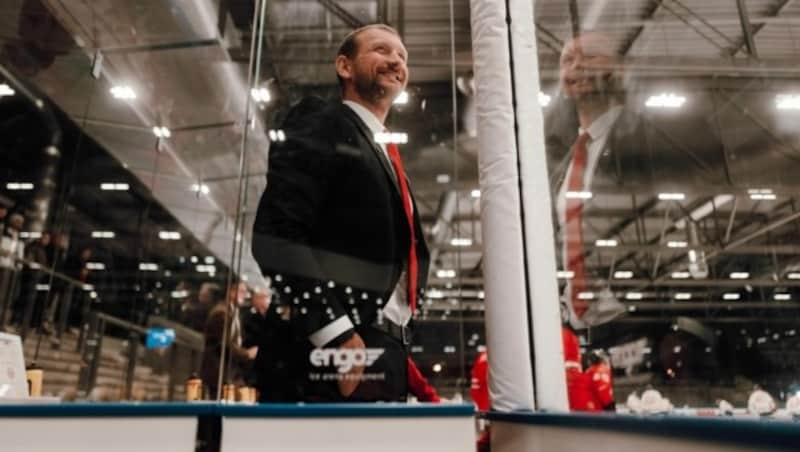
[393, 90, 409, 105]
[775, 94, 800, 110]
[645, 93, 686, 109]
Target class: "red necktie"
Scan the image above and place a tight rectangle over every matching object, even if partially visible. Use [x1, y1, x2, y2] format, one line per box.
[566, 132, 591, 319]
[387, 142, 418, 313]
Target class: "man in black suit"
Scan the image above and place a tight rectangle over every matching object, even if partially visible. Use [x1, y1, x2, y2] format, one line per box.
[251, 24, 429, 402]
[546, 31, 727, 328]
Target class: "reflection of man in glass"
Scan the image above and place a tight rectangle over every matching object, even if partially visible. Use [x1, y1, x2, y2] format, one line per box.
[551, 32, 725, 328]
[554, 32, 627, 327]
[252, 24, 429, 402]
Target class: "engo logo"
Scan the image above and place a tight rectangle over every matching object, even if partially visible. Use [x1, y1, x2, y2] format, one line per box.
[309, 348, 385, 373]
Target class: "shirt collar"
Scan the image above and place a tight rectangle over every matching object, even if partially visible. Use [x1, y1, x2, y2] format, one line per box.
[578, 105, 623, 142]
[343, 100, 384, 136]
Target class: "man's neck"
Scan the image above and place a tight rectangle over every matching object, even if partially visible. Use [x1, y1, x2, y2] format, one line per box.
[343, 90, 390, 124]
[576, 97, 617, 130]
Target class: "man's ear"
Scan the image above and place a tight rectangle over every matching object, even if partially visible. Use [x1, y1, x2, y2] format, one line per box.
[335, 55, 352, 81]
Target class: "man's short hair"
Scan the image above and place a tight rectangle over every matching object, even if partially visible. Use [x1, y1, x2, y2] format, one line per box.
[336, 24, 402, 87]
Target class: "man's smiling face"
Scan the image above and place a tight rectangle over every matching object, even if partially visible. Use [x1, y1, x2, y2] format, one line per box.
[347, 27, 409, 102]
[559, 33, 617, 101]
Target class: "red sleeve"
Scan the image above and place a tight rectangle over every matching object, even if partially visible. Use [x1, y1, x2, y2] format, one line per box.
[588, 364, 614, 408]
[407, 357, 441, 402]
[470, 352, 490, 411]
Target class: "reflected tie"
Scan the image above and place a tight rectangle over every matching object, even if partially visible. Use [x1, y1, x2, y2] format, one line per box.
[387, 142, 418, 313]
[566, 132, 591, 320]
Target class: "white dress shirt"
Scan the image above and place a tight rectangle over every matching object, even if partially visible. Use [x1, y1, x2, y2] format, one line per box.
[307, 101, 413, 347]
[556, 105, 623, 303]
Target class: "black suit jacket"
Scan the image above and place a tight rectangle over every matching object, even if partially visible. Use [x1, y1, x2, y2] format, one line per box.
[251, 97, 430, 401]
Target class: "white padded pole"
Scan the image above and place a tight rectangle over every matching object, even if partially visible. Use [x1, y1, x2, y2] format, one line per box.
[509, 0, 569, 412]
[469, 0, 535, 412]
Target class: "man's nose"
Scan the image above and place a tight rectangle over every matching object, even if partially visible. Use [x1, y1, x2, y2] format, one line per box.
[570, 53, 584, 70]
[387, 52, 405, 67]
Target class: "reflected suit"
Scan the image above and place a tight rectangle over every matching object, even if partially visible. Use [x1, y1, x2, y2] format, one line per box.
[546, 101, 728, 326]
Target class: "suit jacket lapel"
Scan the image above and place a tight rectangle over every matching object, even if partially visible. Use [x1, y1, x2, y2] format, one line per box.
[339, 104, 402, 196]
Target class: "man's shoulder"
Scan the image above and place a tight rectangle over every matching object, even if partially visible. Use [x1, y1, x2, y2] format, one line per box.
[283, 97, 351, 127]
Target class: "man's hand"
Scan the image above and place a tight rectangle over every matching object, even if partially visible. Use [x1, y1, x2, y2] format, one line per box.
[337, 332, 366, 398]
[246, 346, 259, 360]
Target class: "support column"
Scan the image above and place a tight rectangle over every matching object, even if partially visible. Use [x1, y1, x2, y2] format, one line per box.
[468, 0, 534, 412]
[469, 0, 568, 412]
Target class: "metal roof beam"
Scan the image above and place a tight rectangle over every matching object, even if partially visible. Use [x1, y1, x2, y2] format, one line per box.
[735, 0, 758, 58]
[731, 0, 796, 57]
[316, 0, 365, 29]
[619, 0, 663, 56]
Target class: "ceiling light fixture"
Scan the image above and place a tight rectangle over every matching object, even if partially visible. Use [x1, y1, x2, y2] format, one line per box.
[675, 293, 692, 300]
[110, 85, 136, 100]
[251, 87, 271, 103]
[729, 272, 750, 280]
[0, 83, 15, 97]
[565, 191, 593, 199]
[436, 269, 457, 278]
[471, 189, 481, 198]
[374, 132, 409, 144]
[100, 183, 129, 191]
[775, 94, 800, 110]
[393, 90, 409, 105]
[723, 293, 741, 300]
[614, 270, 634, 279]
[556, 271, 574, 279]
[658, 192, 685, 201]
[667, 241, 687, 248]
[190, 183, 210, 195]
[774, 293, 791, 301]
[671, 271, 690, 279]
[268, 129, 286, 142]
[645, 93, 686, 109]
[196, 264, 216, 274]
[450, 238, 473, 247]
[625, 292, 643, 300]
[538, 92, 552, 107]
[595, 239, 618, 247]
[139, 263, 159, 271]
[152, 126, 171, 138]
[91, 231, 115, 239]
[6, 182, 34, 190]
[158, 231, 181, 240]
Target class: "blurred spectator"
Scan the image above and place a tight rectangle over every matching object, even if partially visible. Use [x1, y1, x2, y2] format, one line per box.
[0, 204, 21, 327]
[563, 325, 597, 411]
[470, 351, 490, 452]
[200, 281, 256, 398]
[407, 357, 440, 402]
[470, 350, 490, 411]
[241, 287, 273, 387]
[249, 288, 297, 402]
[585, 349, 615, 411]
[183, 281, 220, 331]
[241, 287, 273, 349]
[65, 247, 93, 329]
[42, 231, 69, 338]
[0, 203, 7, 231]
[14, 230, 50, 338]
